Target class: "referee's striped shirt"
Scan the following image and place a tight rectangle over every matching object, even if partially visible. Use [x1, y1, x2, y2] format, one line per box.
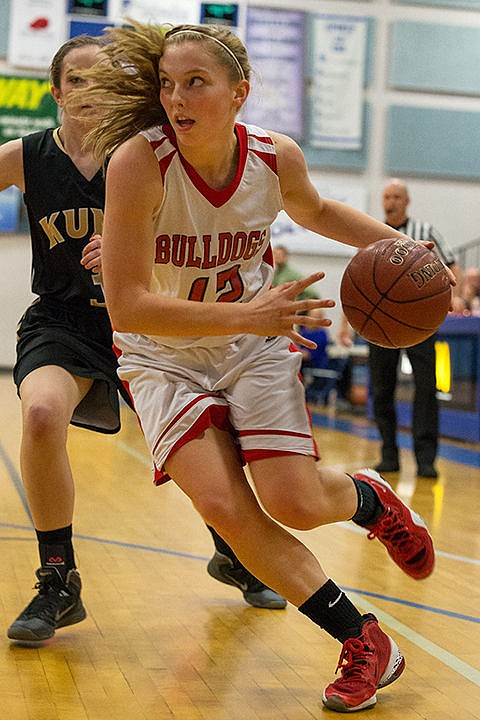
[390, 218, 457, 267]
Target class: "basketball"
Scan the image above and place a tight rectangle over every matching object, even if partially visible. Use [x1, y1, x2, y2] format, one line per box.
[340, 238, 451, 348]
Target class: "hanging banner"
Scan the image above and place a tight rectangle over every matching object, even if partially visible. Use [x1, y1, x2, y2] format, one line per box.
[0, 75, 56, 233]
[309, 14, 367, 150]
[69, 19, 113, 37]
[0, 75, 58, 144]
[244, 7, 305, 142]
[7, 0, 67, 70]
[111, 0, 198, 24]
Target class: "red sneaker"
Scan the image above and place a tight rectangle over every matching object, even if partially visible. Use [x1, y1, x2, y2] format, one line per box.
[323, 614, 405, 712]
[354, 468, 435, 579]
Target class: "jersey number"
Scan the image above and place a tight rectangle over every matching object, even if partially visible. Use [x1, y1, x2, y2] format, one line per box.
[90, 271, 106, 308]
[188, 265, 244, 303]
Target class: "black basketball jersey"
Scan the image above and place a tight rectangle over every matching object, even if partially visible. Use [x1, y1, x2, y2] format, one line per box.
[22, 128, 105, 305]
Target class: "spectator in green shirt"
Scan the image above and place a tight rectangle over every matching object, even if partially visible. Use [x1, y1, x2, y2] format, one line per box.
[273, 245, 319, 300]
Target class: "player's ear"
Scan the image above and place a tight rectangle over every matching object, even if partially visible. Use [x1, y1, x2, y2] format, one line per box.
[51, 85, 63, 107]
[233, 79, 249, 109]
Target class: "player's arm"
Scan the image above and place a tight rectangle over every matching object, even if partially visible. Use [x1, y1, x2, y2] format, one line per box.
[0, 138, 25, 192]
[102, 134, 164, 333]
[272, 132, 406, 249]
[101, 135, 331, 347]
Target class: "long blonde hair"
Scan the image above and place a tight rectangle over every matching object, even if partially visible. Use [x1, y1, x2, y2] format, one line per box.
[76, 19, 251, 161]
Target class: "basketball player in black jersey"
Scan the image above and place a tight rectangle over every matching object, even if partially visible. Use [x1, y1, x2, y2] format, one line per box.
[0, 35, 285, 643]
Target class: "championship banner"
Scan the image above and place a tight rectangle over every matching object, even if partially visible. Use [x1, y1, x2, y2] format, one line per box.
[309, 14, 367, 150]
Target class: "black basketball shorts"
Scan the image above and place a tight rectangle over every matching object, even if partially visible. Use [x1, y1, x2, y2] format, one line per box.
[14, 297, 133, 434]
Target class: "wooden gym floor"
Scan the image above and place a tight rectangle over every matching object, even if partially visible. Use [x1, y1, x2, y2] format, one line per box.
[0, 370, 478, 719]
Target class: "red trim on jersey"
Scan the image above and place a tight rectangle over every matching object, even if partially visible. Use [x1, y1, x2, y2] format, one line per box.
[161, 123, 277, 208]
[153, 404, 319, 483]
[153, 403, 232, 485]
[152, 393, 228, 458]
[263, 242, 274, 270]
[251, 150, 276, 173]
[238, 428, 312, 439]
[248, 130, 277, 173]
[147, 131, 177, 180]
[244, 448, 319, 463]
[178, 123, 247, 207]
[305, 405, 320, 459]
[153, 464, 167, 485]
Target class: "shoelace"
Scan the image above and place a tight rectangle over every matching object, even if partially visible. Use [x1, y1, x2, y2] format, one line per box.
[335, 638, 373, 681]
[368, 508, 424, 558]
[21, 574, 71, 620]
[21, 583, 64, 619]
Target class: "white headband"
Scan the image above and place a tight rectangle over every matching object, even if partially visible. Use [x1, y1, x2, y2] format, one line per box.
[168, 29, 246, 80]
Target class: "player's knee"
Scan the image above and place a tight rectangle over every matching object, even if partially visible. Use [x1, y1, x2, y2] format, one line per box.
[192, 493, 241, 534]
[263, 495, 322, 530]
[22, 398, 66, 439]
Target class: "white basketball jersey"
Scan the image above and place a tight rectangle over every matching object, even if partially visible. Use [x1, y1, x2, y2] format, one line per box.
[134, 122, 283, 348]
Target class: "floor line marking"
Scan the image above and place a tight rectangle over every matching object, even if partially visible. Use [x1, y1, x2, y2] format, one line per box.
[0, 441, 31, 522]
[117, 440, 152, 467]
[337, 522, 480, 566]
[116, 441, 480, 569]
[349, 591, 480, 687]
[1, 521, 478, 626]
[341, 585, 480, 624]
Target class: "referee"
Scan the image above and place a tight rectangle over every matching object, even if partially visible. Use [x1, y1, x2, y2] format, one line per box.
[369, 178, 462, 478]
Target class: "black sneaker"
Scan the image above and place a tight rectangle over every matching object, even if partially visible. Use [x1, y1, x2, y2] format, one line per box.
[417, 464, 438, 479]
[207, 551, 287, 609]
[374, 459, 400, 473]
[7, 567, 86, 641]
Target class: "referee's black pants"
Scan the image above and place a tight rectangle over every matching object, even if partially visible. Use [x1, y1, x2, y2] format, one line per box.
[368, 335, 438, 467]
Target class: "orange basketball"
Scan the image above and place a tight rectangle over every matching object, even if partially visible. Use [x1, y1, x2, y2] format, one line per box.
[340, 238, 451, 348]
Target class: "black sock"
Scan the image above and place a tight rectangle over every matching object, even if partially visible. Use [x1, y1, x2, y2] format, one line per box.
[350, 477, 384, 526]
[36, 525, 75, 580]
[205, 525, 238, 561]
[298, 580, 364, 643]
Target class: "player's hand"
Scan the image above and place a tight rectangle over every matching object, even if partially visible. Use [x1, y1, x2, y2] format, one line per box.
[81, 233, 102, 273]
[418, 240, 457, 287]
[337, 313, 353, 348]
[247, 272, 335, 348]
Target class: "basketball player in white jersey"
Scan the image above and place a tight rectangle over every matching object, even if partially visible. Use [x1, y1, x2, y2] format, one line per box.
[2, 35, 285, 646]
[73, 20, 444, 712]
